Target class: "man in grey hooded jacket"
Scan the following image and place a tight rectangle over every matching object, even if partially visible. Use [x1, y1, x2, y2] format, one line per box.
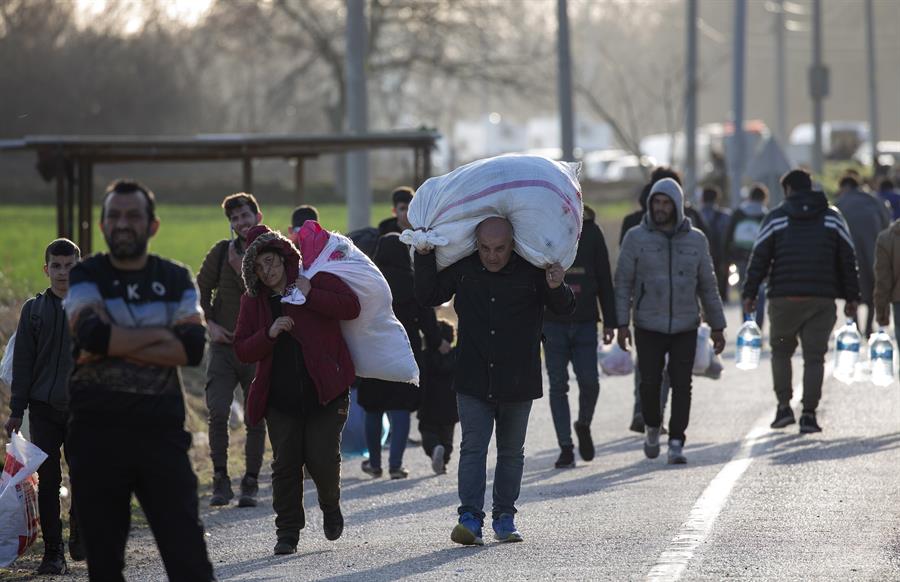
[615, 178, 726, 464]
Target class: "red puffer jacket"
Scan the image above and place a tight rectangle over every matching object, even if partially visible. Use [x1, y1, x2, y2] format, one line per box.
[233, 225, 360, 425]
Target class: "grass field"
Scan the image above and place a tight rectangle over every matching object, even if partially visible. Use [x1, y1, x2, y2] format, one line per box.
[0, 203, 394, 299]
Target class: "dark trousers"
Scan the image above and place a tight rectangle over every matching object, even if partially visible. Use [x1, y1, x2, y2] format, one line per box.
[67, 423, 214, 582]
[266, 393, 348, 544]
[635, 327, 697, 443]
[543, 321, 600, 449]
[419, 420, 455, 463]
[28, 401, 77, 547]
[206, 343, 266, 475]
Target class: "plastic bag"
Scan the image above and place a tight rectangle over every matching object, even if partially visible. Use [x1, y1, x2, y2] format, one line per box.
[599, 344, 635, 376]
[693, 324, 712, 374]
[0, 431, 47, 567]
[401, 154, 583, 271]
[287, 224, 419, 385]
[0, 332, 15, 389]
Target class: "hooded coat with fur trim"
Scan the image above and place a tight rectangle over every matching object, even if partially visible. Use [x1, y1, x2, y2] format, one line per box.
[234, 225, 361, 424]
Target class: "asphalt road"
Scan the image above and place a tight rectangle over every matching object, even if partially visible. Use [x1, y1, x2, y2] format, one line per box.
[35, 305, 900, 580]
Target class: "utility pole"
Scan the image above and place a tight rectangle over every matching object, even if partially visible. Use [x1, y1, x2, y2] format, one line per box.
[729, 0, 747, 208]
[865, 0, 880, 172]
[557, 0, 575, 162]
[810, 0, 826, 176]
[345, 0, 370, 231]
[774, 0, 787, 145]
[685, 0, 698, 199]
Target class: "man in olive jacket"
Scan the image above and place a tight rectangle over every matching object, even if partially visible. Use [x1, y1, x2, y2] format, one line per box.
[615, 178, 726, 465]
[415, 217, 574, 546]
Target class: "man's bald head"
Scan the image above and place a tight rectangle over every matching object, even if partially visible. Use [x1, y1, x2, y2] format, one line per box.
[475, 217, 514, 272]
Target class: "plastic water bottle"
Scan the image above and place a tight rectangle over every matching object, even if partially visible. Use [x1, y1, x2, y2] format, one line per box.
[869, 328, 894, 387]
[834, 319, 861, 384]
[735, 315, 762, 370]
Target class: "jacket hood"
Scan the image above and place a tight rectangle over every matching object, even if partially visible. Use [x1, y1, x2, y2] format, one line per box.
[782, 190, 828, 220]
[242, 225, 301, 297]
[890, 219, 900, 234]
[643, 178, 687, 232]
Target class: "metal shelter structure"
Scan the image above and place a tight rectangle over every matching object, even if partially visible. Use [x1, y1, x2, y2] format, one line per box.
[0, 131, 439, 254]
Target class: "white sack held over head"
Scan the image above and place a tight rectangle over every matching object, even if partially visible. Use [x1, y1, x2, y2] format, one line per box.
[401, 155, 584, 271]
[289, 232, 419, 385]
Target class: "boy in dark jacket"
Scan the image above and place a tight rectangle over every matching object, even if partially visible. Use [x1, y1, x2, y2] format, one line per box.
[5, 238, 83, 575]
[419, 319, 459, 475]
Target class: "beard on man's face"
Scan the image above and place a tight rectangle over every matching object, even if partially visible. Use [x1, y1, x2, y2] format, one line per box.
[105, 228, 149, 260]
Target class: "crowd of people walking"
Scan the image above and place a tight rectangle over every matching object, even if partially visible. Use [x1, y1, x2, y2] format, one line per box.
[6, 161, 900, 579]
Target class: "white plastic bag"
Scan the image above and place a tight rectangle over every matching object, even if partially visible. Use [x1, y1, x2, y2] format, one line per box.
[599, 344, 635, 376]
[293, 232, 419, 385]
[401, 154, 583, 271]
[693, 324, 712, 374]
[0, 431, 47, 567]
[0, 332, 15, 389]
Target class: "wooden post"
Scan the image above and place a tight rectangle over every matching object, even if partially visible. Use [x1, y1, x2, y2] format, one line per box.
[56, 161, 66, 239]
[413, 147, 422, 188]
[422, 147, 432, 186]
[65, 162, 75, 241]
[242, 158, 253, 193]
[294, 157, 305, 205]
[77, 160, 93, 255]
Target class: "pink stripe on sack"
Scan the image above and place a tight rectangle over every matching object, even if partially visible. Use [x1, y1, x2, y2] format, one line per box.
[433, 179, 582, 235]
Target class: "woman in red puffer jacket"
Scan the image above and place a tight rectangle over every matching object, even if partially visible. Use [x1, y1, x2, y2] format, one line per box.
[233, 225, 359, 555]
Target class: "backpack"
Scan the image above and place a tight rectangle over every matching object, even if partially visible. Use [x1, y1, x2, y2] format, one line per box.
[732, 216, 763, 251]
[347, 227, 380, 259]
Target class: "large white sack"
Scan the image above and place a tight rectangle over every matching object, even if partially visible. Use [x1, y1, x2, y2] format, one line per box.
[290, 232, 419, 385]
[0, 431, 47, 567]
[402, 154, 583, 270]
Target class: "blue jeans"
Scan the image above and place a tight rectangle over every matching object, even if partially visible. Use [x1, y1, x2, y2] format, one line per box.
[543, 321, 600, 448]
[456, 393, 532, 522]
[364, 410, 410, 471]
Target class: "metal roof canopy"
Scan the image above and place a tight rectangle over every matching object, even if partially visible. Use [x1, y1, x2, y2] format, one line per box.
[1, 131, 439, 254]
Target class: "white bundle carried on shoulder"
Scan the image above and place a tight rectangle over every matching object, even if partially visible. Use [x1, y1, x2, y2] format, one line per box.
[282, 232, 419, 385]
[400, 154, 584, 270]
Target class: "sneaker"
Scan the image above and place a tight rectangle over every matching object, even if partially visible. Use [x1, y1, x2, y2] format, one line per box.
[450, 512, 484, 546]
[554, 446, 576, 469]
[799, 412, 822, 434]
[492, 513, 524, 543]
[770, 405, 796, 429]
[629, 412, 645, 433]
[238, 474, 259, 508]
[643, 426, 661, 459]
[68, 526, 85, 562]
[389, 467, 410, 479]
[323, 507, 344, 541]
[37, 543, 68, 575]
[273, 539, 297, 555]
[210, 472, 234, 506]
[431, 445, 447, 475]
[573, 421, 595, 461]
[361, 459, 383, 478]
[667, 439, 687, 464]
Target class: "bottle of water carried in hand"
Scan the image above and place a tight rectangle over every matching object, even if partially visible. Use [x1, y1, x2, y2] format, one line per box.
[833, 318, 861, 384]
[735, 314, 762, 370]
[869, 327, 894, 387]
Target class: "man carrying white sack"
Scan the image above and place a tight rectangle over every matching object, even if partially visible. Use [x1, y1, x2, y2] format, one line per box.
[414, 217, 575, 546]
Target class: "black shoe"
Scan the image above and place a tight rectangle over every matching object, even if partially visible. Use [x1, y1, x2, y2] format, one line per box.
[37, 543, 68, 575]
[573, 421, 595, 461]
[238, 474, 259, 508]
[770, 405, 796, 429]
[554, 446, 576, 468]
[68, 526, 85, 562]
[799, 412, 822, 434]
[273, 539, 297, 555]
[361, 460, 383, 478]
[210, 471, 234, 506]
[629, 413, 645, 433]
[323, 508, 344, 541]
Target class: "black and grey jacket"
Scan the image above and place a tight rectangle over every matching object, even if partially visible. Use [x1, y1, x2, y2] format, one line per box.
[10, 289, 73, 417]
[743, 190, 860, 302]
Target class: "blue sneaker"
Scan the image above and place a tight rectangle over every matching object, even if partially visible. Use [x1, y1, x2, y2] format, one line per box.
[450, 512, 484, 546]
[492, 513, 523, 543]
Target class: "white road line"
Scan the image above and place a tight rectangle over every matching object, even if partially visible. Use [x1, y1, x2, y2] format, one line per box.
[645, 366, 820, 582]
